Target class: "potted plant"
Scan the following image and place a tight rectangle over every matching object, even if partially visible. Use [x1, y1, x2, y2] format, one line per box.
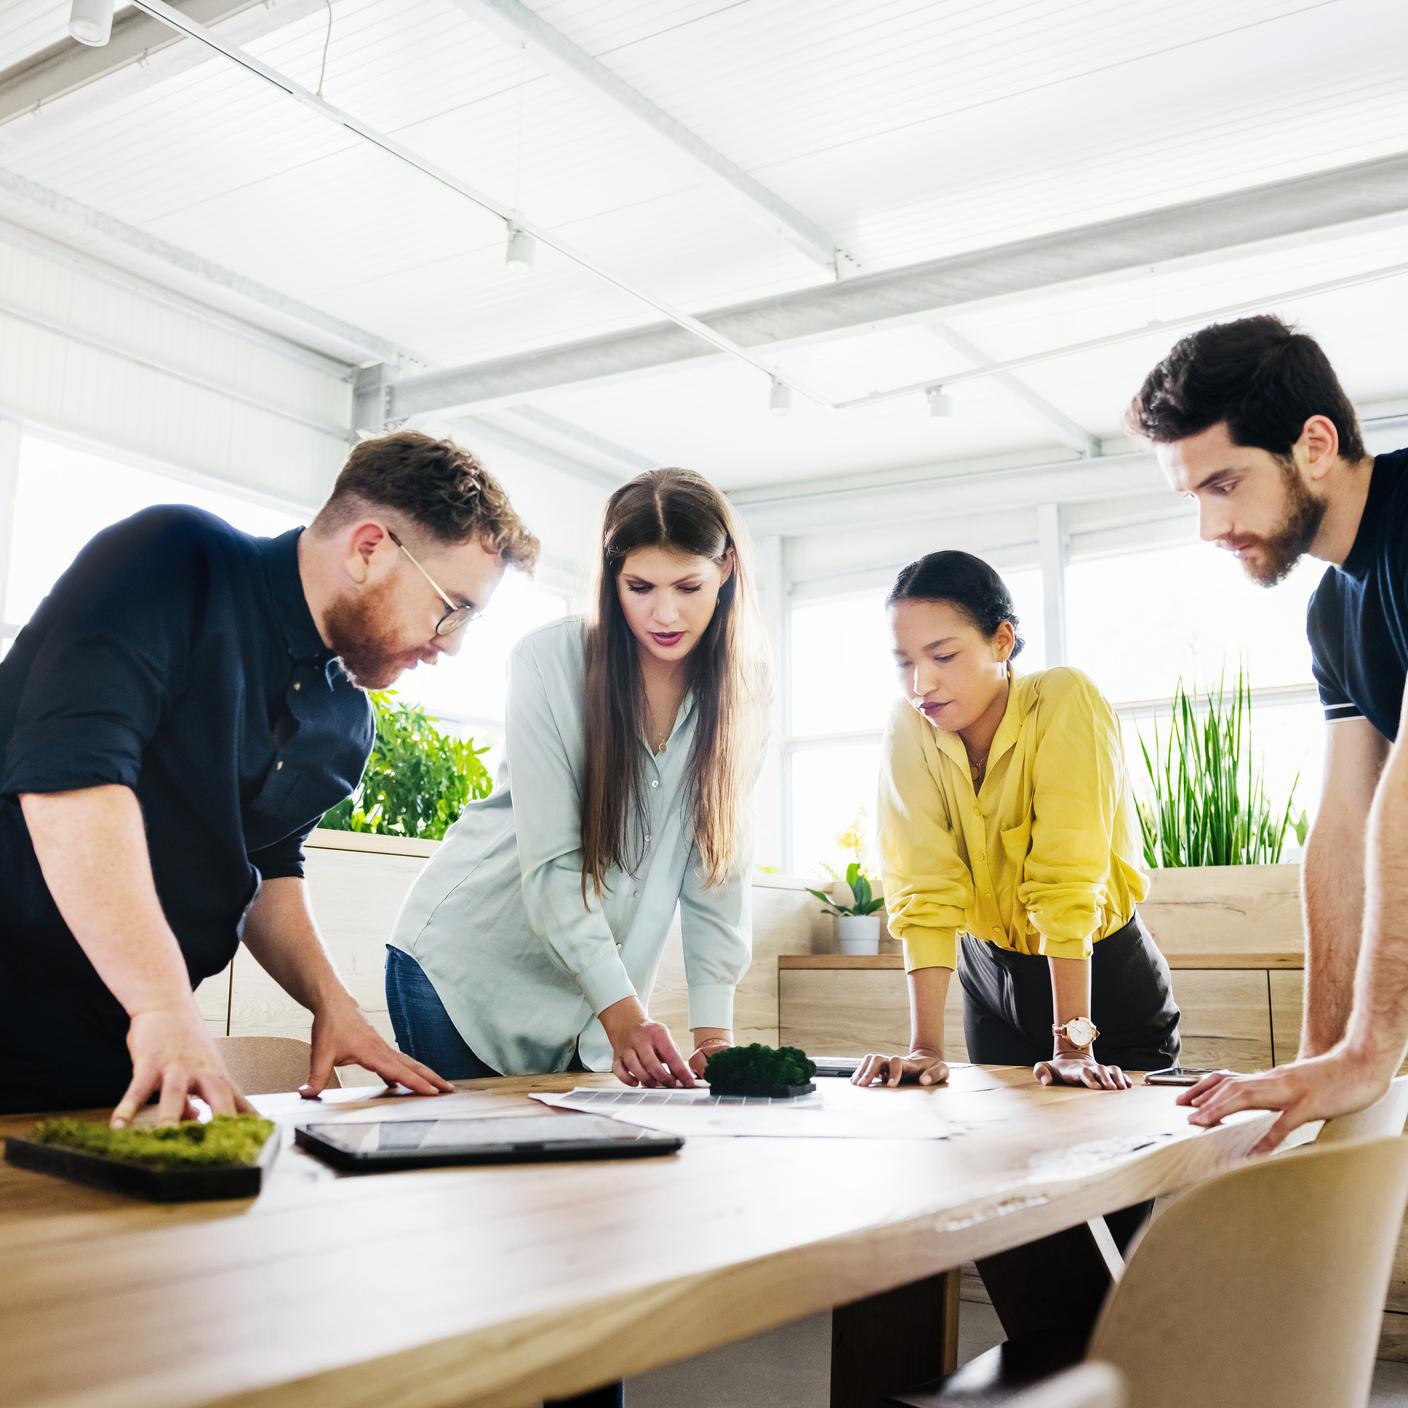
[808, 862, 887, 954]
[1134, 667, 1308, 959]
[321, 690, 492, 841]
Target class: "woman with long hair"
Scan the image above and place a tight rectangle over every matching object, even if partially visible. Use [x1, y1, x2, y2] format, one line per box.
[855, 549, 1180, 1096]
[387, 467, 767, 1092]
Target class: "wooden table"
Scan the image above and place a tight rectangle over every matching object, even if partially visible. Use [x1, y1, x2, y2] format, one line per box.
[0, 1066, 1279, 1408]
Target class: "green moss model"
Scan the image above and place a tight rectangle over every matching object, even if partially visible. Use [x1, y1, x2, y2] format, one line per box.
[704, 1043, 817, 1096]
[31, 1114, 275, 1169]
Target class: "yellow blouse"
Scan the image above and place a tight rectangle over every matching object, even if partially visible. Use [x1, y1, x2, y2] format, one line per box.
[878, 666, 1148, 973]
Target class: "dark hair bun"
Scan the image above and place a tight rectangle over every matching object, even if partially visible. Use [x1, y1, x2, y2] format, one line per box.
[886, 550, 1024, 657]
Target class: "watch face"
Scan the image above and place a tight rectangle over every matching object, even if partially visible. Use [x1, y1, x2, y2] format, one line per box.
[1066, 1017, 1096, 1047]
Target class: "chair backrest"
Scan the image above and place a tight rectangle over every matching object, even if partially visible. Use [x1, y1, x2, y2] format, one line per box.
[1317, 1074, 1408, 1143]
[1010, 1364, 1125, 1408]
[216, 1036, 338, 1095]
[1089, 1137, 1408, 1408]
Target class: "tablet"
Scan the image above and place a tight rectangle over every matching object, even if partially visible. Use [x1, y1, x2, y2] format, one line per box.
[294, 1113, 683, 1171]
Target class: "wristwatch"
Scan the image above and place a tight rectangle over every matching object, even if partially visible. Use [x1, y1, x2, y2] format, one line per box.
[1052, 1017, 1099, 1050]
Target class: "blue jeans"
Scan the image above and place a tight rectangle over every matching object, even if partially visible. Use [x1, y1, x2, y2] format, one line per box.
[383, 947, 622, 1408]
[385, 945, 500, 1079]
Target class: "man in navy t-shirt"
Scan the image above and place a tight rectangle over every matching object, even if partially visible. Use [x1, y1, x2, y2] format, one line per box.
[1127, 314, 1407, 1150]
[0, 430, 538, 1121]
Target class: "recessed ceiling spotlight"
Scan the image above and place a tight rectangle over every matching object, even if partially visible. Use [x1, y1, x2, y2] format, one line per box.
[68, 0, 114, 46]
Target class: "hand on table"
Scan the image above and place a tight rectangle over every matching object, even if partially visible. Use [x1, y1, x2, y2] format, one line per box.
[115, 1006, 256, 1127]
[302, 997, 454, 1099]
[852, 1048, 950, 1088]
[689, 1036, 732, 1080]
[1034, 1052, 1131, 1090]
[1177, 1049, 1391, 1154]
[600, 997, 696, 1088]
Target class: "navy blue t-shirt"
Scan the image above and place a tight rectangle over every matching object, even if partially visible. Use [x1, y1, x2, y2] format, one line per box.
[0, 507, 373, 1112]
[1307, 448, 1408, 742]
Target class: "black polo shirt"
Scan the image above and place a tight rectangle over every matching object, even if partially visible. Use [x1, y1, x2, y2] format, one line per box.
[0, 506, 373, 1112]
[1307, 447, 1408, 743]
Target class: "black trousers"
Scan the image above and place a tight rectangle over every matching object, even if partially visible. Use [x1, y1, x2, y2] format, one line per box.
[958, 911, 1182, 1341]
[957, 911, 1181, 1074]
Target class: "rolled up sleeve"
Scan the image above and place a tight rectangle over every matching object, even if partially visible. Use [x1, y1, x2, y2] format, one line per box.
[1018, 671, 1120, 960]
[878, 702, 971, 973]
[507, 641, 636, 1016]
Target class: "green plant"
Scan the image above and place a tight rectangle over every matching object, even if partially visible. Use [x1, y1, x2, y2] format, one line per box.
[1136, 668, 1309, 868]
[32, 1115, 275, 1168]
[808, 861, 885, 917]
[321, 690, 492, 841]
[704, 1043, 817, 1094]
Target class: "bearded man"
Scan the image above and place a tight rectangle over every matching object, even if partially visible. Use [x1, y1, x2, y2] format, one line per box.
[0, 430, 538, 1121]
[1127, 315, 1407, 1149]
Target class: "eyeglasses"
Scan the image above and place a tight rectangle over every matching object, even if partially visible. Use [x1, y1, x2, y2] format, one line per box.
[386, 528, 480, 636]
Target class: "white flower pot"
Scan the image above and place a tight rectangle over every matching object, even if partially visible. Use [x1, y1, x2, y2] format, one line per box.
[836, 914, 881, 955]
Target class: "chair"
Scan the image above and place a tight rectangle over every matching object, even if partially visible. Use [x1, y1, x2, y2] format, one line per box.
[215, 1036, 340, 1095]
[890, 1137, 1408, 1408]
[1316, 1073, 1408, 1143]
[1005, 1366, 1123, 1408]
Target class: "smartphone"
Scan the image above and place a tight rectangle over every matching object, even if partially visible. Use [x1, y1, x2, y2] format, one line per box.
[1144, 1066, 1219, 1086]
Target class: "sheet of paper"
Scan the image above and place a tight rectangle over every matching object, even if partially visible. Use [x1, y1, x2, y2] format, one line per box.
[530, 1086, 951, 1140]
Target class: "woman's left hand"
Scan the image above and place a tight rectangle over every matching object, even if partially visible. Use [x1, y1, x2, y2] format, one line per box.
[1034, 1052, 1131, 1090]
[689, 1037, 732, 1078]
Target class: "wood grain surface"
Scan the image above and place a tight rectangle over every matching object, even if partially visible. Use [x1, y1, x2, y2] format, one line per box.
[0, 1066, 1279, 1408]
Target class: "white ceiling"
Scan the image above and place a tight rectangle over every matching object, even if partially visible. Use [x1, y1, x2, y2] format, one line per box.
[1, 0, 1407, 492]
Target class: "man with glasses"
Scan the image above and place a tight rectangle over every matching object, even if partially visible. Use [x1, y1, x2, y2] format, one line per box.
[0, 430, 539, 1121]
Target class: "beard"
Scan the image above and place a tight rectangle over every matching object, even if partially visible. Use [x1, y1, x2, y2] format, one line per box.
[323, 578, 417, 690]
[1238, 458, 1327, 587]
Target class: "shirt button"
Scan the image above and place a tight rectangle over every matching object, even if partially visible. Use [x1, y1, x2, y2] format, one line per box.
[292, 681, 302, 692]
[650, 779, 659, 789]
[275, 760, 284, 771]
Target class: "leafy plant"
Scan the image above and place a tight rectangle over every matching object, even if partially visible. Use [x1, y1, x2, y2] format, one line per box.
[704, 1043, 817, 1095]
[32, 1115, 276, 1168]
[1136, 668, 1308, 869]
[321, 690, 492, 841]
[807, 861, 886, 917]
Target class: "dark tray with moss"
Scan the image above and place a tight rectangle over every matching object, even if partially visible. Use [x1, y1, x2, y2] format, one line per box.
[4, 1113, 279, 1202]
[703, 1043, 817, 1098]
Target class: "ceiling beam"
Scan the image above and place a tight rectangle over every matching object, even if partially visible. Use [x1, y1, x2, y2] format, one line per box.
[926, 320, 1101, 458]
[0, 0, 324, 128]
[730, 452, 1165, 539]
[445, 0, 852, 276]
[390, 149, 1408, 418]
[0, 167, 423, 369]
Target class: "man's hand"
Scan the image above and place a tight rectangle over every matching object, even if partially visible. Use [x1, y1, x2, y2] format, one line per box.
[115, 1006, 255, 1127]
[1178, 1050, 1391, 1154]
[599, 996, 695, 1088]
[1034, 1052, 1131, 1090]
[303, 996, 454, 1098]
[852, 1048, 950, 1088]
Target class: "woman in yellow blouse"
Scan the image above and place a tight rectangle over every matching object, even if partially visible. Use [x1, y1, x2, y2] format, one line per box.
[854, 550, 1180, 1094]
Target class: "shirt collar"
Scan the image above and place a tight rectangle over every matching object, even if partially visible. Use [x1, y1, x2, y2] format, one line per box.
[260, 527, 334, 667]
[931, 665, 1029, 778]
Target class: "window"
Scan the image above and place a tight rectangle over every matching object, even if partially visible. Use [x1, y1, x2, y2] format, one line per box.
[1065, 540, 1321, 703]
[392, 571, 570, 763]
[784, 569, 1045, 874]
[1069, 538, 1326, 840]
[3, 434, 302, 631]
